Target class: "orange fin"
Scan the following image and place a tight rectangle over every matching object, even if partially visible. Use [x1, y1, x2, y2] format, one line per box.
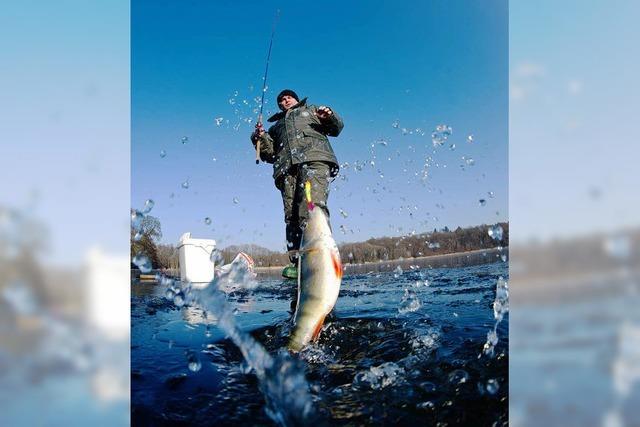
[311, 314, 327, 341]
[332, 253, 343, 279]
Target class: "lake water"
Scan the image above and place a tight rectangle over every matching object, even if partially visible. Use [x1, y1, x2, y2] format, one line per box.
[131, 261, 509, 425]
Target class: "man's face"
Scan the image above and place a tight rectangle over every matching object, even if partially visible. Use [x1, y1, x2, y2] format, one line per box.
[278, 95, 298, 111]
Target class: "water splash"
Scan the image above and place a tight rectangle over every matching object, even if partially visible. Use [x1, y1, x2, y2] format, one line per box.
[132, 254, 152, 273]
[488, 225, 504, 241]
[154, 271, 316, 425]
[142, 199, 154, 214]
[398, 289, 421, 314]
[393, 265, 403, 278]
[431, 124, 452, 147]
[353, 361, 405, 390]
[481, 276, 509, 357]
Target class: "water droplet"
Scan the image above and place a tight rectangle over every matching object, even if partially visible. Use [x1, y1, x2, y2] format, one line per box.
[488, 225, 503, 240]
[488, 191, 495, 198]
[132, 254, 152, 273]
[212, 156, 217, 162]
[215, 117, 224, 126]
[160, 149, 167, 158]
[377, 139, 388, 146]
[131, 209, 144, 231]
[465, 157, 475, 166]
[204, 217, 212, 225]
[186, 350, 202, 372]
[181, 180, 190, 189]
[173, 293, 184, 307]
[181, 136, 189, 144]
[417, 401, 435, 410]
[449, 143, 456, 151]
[133, 231, 143, 242]
[431, 124, 452, 147]
[339, 209, 348, 218]
[398, 289, 421, 314]
[210, 249, 224, 265]
[142, 199, 154, 214]
[486, 378, 499, 394]
[479, 199, 487, 206]
[232, 197, 239, 204]
[391, 120, 399, 129]
[393, 265, 403, 278]
[447, 369, 470, 385]
[467, 134, 474, 143]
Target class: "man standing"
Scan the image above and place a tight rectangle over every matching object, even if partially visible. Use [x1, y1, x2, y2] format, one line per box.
[251, 89, 344, 278]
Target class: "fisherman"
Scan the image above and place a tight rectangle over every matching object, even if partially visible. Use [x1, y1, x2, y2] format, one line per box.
[251, 89, 344, 279]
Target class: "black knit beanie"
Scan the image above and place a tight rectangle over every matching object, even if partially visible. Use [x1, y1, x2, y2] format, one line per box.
[276, 89, 299, 104]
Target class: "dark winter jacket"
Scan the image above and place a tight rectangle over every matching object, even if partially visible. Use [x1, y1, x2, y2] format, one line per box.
[251, 98, 344, 181]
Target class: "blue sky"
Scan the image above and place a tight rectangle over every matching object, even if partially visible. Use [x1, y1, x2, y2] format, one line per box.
[132, 0, 508, 251]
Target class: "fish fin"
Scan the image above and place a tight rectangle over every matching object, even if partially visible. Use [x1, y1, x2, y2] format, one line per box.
[311, 314, 327, 341]
[332, 253, 343, 279]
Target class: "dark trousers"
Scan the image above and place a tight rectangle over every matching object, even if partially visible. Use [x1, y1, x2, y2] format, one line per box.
[275, 162, 333, 263]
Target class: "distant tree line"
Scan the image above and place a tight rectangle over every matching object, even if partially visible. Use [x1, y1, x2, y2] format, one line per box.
[339, 223, 508, 264]
[131, 214, 508, 269]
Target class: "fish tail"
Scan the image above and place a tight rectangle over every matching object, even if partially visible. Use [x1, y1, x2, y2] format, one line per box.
[304, 180, 314, 211]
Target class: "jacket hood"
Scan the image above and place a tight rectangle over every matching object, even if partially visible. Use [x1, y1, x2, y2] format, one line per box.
[267, 98, 308, 122]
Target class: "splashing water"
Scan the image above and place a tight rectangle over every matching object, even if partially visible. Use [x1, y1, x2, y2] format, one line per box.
[486, 378, 500, 395]
[393, 265, 403, 278]
[431, 124, 452, 147]
[132, 254, 152, 273]
[185, 350, 202, 372]
[142, 199, 155, 214]
[481, 277, 509, 357]
[354, 362, 405, 390]
[398, 289, 421, 314]
[155, 273, 316, 425]
[131, 209, 144, 232]
[488, 225, 504, 241]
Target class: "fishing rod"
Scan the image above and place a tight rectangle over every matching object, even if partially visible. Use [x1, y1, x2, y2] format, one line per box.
[255, 9, 280, 164]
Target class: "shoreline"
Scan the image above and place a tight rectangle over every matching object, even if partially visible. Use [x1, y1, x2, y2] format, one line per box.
[254, 247, 507, 278]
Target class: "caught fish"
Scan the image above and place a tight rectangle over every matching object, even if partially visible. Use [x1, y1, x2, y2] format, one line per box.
[288, 181, 343, 352]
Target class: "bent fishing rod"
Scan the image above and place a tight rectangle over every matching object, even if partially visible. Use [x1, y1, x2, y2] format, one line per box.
[255, 9, 280, 164]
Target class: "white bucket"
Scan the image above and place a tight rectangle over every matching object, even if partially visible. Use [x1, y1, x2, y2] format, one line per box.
[177, 232, 216, 287]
